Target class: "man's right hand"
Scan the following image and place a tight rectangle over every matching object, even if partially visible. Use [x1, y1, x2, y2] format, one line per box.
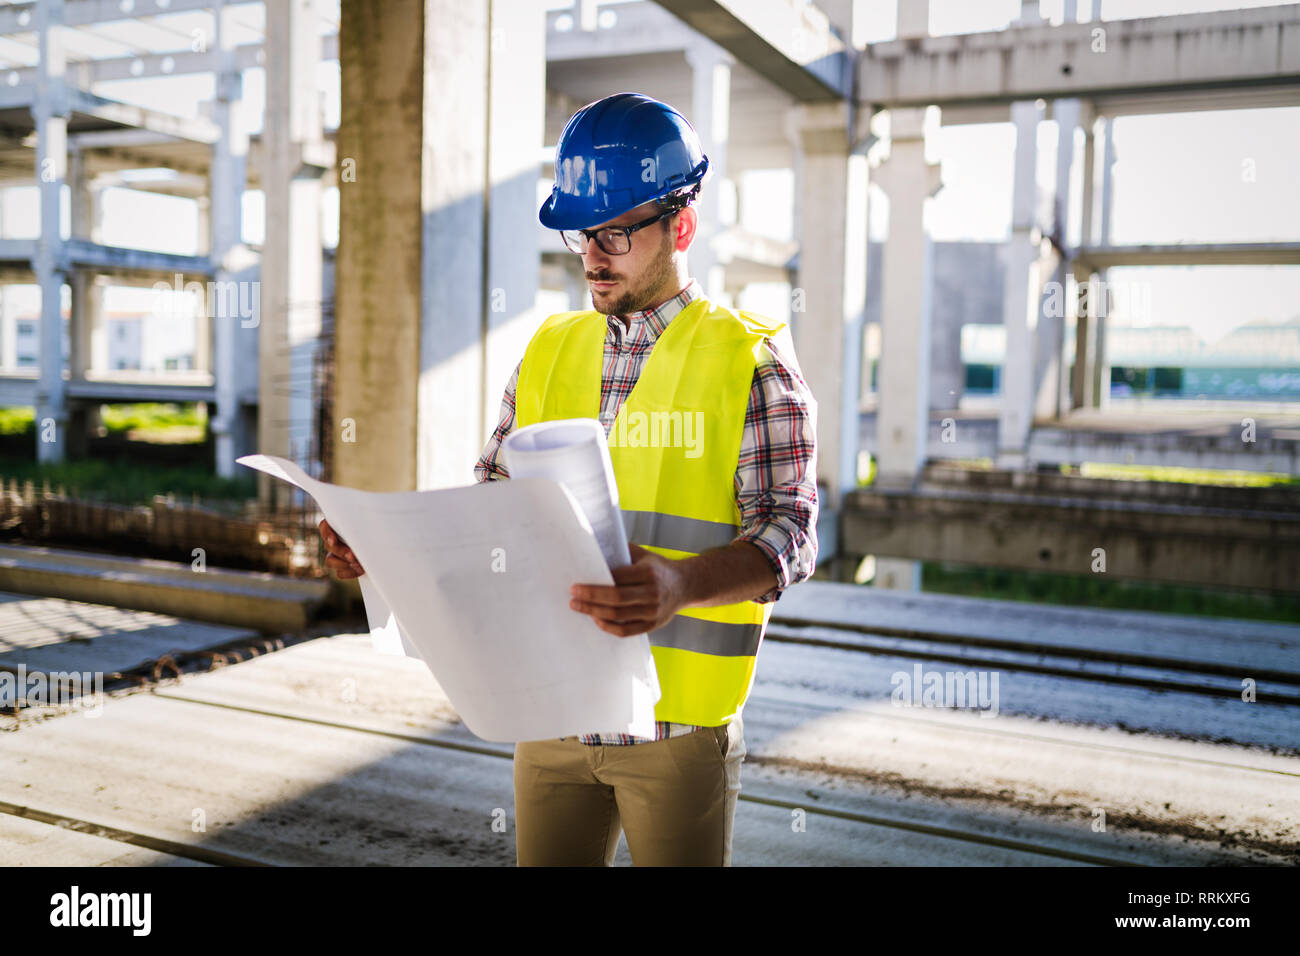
[319, 518, 366, 579]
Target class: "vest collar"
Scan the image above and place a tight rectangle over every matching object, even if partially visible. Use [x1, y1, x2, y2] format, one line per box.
[607, 277, 705, 342]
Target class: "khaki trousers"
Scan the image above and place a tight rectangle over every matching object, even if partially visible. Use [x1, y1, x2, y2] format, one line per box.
[513, 713, 746, 866]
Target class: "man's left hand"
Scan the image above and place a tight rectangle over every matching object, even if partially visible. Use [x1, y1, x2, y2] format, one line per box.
[570, 543, 691, 637]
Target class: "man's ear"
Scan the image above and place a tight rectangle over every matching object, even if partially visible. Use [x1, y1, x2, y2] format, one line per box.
[673, 206, 697, 251]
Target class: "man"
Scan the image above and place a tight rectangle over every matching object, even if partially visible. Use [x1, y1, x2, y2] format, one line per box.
[322, 92, 818, 866]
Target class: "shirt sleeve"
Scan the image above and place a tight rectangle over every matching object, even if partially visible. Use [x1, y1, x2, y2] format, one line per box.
[733, 335, 819, 603]
[473, 358, 520, 483]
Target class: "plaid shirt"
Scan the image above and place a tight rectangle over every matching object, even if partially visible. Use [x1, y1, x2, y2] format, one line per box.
[474, 279, 818, 745]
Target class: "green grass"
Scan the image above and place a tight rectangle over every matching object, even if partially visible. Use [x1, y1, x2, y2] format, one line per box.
[921, 561, 1300, 624]
[0, 455, 256, 508]
[99, 402, 206, 435]
[0, 403, 206, 439]
[0, 407, 34, 436]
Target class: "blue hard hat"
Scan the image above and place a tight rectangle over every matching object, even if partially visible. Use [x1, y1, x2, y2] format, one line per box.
[539, 92, 710, 231]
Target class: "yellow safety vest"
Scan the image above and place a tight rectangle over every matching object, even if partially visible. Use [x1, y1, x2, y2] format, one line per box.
[515, 294, 787, 726]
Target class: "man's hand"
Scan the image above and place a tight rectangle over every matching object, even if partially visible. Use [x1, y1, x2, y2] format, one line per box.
[319, 518, 366, 579]
[569, 543, 690, 637]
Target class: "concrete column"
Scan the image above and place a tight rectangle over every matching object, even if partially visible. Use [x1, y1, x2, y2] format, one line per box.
[195, 195, 211, 257]
[872, 107, 940, 591]
[788, 101, 870, 518]
[336, 0, 543, 493]
[209, 0, 254, 479]
[1092, 116, 1116, 409]
[417, 0, 486, 491]
[997, 100, 1045, 469]
[480, 0, 546, 474]
[0, 191, 8, 371]
[68, 275, 99, 378]
[897, 0, 930, 38]
[1036, 97, 1078, 422]
[261, 0, 327, 507]
[67, 146, 94, 377]
[1071, 109, 1098, 410]
[0, 184, 10, 368]
[686, 42, 733, 302]
[34, 0, 68, 465]
[337, 0, 427, 493]
[873, 107, 940, 488]
[563, 257, 588, 312]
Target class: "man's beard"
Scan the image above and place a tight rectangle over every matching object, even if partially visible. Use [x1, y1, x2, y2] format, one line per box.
[589, 229, 677, 316]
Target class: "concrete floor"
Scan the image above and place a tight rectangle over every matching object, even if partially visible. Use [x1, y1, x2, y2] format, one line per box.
[1, 591, 1296, 866]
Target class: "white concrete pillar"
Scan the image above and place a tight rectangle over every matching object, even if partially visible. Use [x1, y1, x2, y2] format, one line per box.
[195, 194, 211, 257]
[1017, 0, 1044, 24]
[262, 0, 327, 506]
[0, 185, 10, 369]
[418, 0, 488, 491]
[873, 107, 940, 488]
[34, 0, 68, 465]
[562, 257, 588, 312]
[480, 0, 546, 470]
[871, 107, 940, 592]
[1036, 97, 1079, 422]
[686, 42, 733, 303]
[67, 147, 93, 379]
[1093, 116, 1116, 409]
[209, 0, 253, 479]
[68, 273, 100, 377]
[1072, 108, 1098, 410]
[997, 100, 1045, 469]
[897, 0, 930, 38]
[789, 101, 870, 513]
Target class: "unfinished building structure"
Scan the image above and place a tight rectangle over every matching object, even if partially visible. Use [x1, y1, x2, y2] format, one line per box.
[4, 0, 1298, 591]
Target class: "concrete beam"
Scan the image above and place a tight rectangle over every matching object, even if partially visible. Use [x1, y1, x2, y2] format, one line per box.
[859, 6, 1300, 108]
[842, 469, 1300, 594]
[547, 1, 693, 61]
[0, 0, 215, 32]
[64, 239, 214, 278]
[4, 35, 340, 86]
[1076, 242, 1300, 269]
[64, 376, 217, 403]
[654, 0, 851, 102]
[67, 88, 221, 145]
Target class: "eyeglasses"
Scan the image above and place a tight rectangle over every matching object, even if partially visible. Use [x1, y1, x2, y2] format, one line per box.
[560, 208, 676, 255]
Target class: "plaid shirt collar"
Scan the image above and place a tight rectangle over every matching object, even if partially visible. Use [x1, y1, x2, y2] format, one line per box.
[606, 278, 704, 342]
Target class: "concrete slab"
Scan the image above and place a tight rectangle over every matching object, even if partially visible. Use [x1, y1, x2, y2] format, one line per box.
[0, 813, 208, 867]
[0, 591, 257, 676]
[774, 582, 1300, 679]
[5, 628, 1291, 865]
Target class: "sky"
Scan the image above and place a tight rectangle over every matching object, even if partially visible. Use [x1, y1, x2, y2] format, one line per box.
[1, 0, 1296, 348]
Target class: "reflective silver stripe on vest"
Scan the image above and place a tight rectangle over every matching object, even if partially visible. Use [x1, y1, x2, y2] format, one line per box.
[649, 614, 763, 658]
[621, 509, 738, 555]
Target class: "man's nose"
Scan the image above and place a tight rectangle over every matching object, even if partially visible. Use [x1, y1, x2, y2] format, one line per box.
[583, 243, 612, 272]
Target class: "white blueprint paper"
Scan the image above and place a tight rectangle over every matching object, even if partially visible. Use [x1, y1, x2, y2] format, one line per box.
[502, 418, 631, 569]
[235, 454, 661, 742]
